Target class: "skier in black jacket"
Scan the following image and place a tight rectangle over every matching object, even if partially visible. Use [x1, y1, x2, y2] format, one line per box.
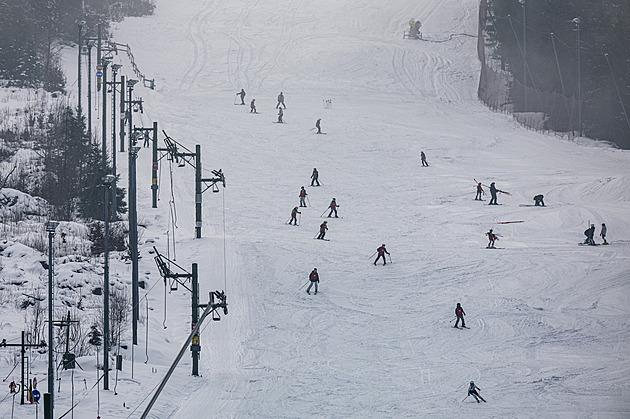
[468, 381, 486, 403]
[307, 268, 319, 294]
[489, 182, 498, 205]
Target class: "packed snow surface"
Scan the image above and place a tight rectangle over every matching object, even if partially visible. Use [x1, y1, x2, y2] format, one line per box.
[2, 0, 630, 418]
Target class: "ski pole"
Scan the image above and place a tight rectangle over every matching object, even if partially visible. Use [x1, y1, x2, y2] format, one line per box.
[298, 213, 301, 226]
[368, 251, 377, 259]
[299, 281, 310, 290]
[320, 208, 329, 217]
[449, 317, 457, 323]
[307, 196, 311, 207]
[388, 254, 393, 263]
[285, 217, 292, 224]
[309, 127, 316, 131]
[461, 395, 469, 402]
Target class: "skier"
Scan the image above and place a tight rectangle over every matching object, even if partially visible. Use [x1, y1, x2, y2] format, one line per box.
[311, 168, 320, 186]
[489, 182, 498, 205]
[420, 151, 428, 167]
[316, 118, 322, 134]
[584, 224, 596, 245]
[408, 18, 415, 32]
[306, 268, 319, 294]
[277, 107, 284, 123]
[373, 244, 390, 265]
[289, 206, 301, 225]
[533, 194, 545, 206]
[467, 381, 486, 403]
[317, 221, 328, 240]
[601, 223, 608, 244]
[299, 186, 308, 207]
[237, 89, 246, 105]
[276, 92, 285, 109]
[454, 303, 466, 328]
[327, 198, 339, 218]
[475, 182, 484, 200]
[250, 99, 257, 113]
[486, 229, 498, 248]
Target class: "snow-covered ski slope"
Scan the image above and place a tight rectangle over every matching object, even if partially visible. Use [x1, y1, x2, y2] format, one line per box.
[109, 0, 630, 417]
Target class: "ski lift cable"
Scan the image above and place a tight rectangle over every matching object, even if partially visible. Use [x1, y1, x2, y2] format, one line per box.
[605, 53, 630, 131]
[550, 34, 575, 131]
[508, 16, 545, 108]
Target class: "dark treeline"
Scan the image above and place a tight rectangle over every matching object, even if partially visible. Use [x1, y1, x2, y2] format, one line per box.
[0, 0, 154, 91]
[488, 0, 630, 148]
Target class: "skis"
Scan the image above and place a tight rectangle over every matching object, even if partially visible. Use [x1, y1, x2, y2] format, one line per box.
[485, 246, 504, 249]
[578, 243, 600, 246]
[452, 326, 470, 329]
[314, 238, 330, 241]
[496, 221, 523, 224]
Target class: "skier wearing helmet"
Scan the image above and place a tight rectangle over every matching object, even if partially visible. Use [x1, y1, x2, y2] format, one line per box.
[317, 221, 328, 240]
[374, 244, 390, 265]
[467, 381, 486, 403]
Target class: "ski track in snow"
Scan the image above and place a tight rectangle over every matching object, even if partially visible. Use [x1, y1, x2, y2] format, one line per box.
[20, 0, 630, 418]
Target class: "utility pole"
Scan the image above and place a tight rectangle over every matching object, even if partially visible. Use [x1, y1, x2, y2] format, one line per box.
[103, 174, 115, 390]
[519, 0, 526, 111]
[195, 145, 202, 238]
[109, 64, 123, 218]
[86, 39, 94, 141]
[45, 221, 58, 419]
[77, 21, 85, 115]
[573, 17, 582, 136]
[97, 24, 102, 67]
[126, 79, 142, 345]
[119, 75, 126, 153]
[102, 59, 110, 162]
[152, 121, 158, 208]
[191, 264, 204, 376]
[0, 332, 46, 405]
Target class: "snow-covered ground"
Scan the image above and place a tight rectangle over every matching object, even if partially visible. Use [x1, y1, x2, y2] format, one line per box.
[1, 0, 629, 417]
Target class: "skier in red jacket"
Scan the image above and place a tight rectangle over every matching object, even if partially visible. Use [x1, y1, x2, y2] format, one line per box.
[311, 168, 320, 186]
[327, 198, 339, 218]
[317, 221, 328, 239]
[475, 182, 484, 200]
[454, 303, 466, 328]
[299, 186, 308, 207]
[420, 151, 428, 167]
[374, 244, 390, 265]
